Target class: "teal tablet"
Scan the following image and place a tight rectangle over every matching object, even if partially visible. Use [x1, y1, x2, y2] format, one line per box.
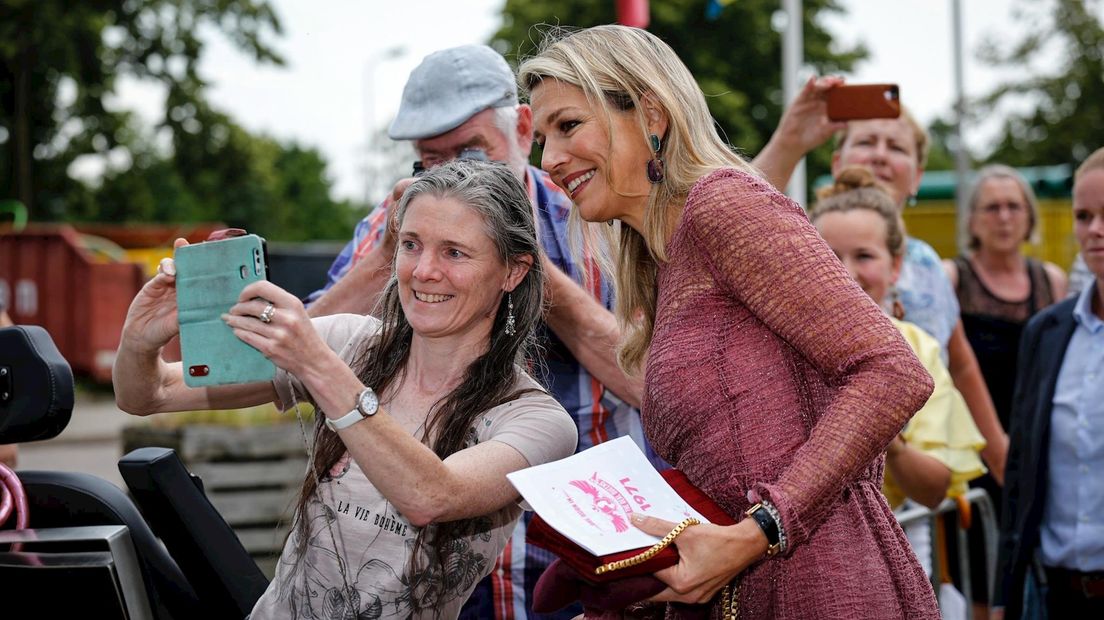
[175, 234, 276, 387]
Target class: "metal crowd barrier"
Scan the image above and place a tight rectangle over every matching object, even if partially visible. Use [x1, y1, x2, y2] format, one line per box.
[896, 487, 999, 619]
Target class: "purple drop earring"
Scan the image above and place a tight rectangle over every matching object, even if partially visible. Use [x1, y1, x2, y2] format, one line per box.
[647, 133, 665, 184]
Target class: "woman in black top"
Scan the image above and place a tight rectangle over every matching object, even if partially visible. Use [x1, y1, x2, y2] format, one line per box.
[944, 165, 1067, 427]
[942, 164, 1067, 613]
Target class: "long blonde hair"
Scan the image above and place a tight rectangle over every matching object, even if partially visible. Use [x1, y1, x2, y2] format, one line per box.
[518, 25, 756, 372]
[1076, 146, 1104, 182]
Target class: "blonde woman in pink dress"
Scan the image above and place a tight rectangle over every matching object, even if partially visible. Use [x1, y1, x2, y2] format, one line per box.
[521, 25, 939, 618]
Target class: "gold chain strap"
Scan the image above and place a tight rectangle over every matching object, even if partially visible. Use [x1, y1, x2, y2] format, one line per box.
[594, 517, 700, 575]
[721, 579, 741, 620]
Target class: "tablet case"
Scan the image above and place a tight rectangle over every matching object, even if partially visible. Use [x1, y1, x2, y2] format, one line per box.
[175, 234, 275, 387]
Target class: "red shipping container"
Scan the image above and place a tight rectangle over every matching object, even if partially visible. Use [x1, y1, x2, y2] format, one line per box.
[0, 225, 146, 383]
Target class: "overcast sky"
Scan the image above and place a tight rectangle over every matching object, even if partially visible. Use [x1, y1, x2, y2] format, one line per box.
[107, 0, 1078, 203]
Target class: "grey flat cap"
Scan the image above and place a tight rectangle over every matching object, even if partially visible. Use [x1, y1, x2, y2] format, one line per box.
[388, 44, 519, 141]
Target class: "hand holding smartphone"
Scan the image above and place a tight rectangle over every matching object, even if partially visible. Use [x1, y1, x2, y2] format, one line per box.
[175, 233, 276, 387]
[826, 84, 900, 121]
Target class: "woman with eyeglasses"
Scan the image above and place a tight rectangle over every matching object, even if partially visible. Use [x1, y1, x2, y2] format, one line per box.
[941, 164, 1067, 618]
[944, 165, 1067, 423]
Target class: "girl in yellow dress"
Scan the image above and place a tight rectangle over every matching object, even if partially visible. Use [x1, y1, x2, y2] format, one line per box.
[811, 166, 987, 577]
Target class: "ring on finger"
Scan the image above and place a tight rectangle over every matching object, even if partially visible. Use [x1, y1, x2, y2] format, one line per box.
[259, 303, 276, 324]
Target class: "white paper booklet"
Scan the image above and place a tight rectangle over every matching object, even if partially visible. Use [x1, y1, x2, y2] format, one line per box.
[506, 435, 711, 556]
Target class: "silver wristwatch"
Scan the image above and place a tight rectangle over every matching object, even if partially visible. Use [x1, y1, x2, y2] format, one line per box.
[325, 387, 379, 432]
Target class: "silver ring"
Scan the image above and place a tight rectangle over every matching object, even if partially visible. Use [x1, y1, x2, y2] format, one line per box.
[259, 303, 275, 324]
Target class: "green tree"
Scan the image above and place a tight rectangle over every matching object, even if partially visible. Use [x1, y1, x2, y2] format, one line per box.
[0, 0, 282, 220]
[492, 0, 866, 185]
[270, 141, 366, 242]
[977, 0, 1104, 166]
[87, 116, 364, 241]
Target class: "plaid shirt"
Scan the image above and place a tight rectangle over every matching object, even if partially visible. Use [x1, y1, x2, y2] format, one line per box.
[307, 166, 666, 620]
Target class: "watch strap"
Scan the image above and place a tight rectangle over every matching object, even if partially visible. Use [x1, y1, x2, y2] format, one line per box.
[746, 502, 783, 557]
[324, 387, 376, 432]
[325, 407, 366, 432]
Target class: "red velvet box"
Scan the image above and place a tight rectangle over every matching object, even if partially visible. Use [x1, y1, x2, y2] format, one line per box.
[527, 469, 735, 613]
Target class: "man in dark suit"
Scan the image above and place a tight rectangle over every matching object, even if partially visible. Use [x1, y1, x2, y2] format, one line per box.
[995, 147, 1104, 620]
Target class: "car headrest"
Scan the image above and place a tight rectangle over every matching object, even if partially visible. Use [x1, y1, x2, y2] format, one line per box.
[0, 325, 74, 443]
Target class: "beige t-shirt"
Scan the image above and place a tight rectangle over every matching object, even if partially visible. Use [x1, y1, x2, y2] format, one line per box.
[251, 314, 576, 620]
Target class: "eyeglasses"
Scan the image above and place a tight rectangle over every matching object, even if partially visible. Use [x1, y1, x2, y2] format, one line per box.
[413, 148, 490, 177]
[979, 202, 1027, 215]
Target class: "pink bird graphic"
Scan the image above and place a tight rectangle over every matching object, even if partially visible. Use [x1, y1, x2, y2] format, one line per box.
[570, 478, 630, 533]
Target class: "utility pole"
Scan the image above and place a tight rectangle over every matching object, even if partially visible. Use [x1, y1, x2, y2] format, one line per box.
[952, 0, 972, 254]
[782, 0, 805, 206]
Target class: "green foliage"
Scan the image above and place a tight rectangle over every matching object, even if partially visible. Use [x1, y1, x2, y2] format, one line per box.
[0, 0, 363, 240]
[271, 143, 365, 242]
[978, 0, 1104, 167]
[492, 0, 866, 186]
[0, 0, 282, 217]
[75, 118, 364, 241]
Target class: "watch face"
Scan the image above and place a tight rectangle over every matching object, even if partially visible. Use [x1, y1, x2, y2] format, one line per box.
[358, 388, 379, 416]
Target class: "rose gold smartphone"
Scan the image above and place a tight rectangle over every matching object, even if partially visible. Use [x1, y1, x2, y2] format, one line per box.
[826, 84, 901, 121]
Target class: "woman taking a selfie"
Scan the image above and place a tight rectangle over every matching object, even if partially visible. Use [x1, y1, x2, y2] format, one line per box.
[757, 88, 1016, 618]
[759, 90, 1011, 488]
[113, 159, 577, 620]
[521, 25, 937, 618]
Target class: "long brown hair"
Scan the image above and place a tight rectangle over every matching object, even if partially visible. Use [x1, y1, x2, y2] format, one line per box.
[810, 166, 907, 260]
[291, 159, 543, 613]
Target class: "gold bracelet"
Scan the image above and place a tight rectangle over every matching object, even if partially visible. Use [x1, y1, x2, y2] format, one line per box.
[594, 517, 700, 575]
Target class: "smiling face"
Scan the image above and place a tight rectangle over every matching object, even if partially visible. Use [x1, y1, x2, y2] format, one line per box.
[833, 118, 922, 208]
[814, 209, 902, 306]
[396, 194, 520, 345]
[530, 79, 655, 231]
[969, 176, 1032, 253]
[1074, 168, 1104, 280]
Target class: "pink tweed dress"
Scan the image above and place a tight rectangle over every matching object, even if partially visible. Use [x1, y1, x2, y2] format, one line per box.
[640, 168, 940, 618]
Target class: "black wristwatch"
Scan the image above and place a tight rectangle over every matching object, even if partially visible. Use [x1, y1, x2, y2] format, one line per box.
[746, 503, 782, 557]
